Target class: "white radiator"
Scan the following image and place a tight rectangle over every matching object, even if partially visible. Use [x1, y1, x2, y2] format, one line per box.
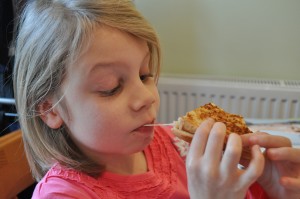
[157, 75, 300, 123]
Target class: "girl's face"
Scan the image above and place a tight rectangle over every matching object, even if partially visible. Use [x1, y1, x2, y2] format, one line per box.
[56, 26, 160, 163]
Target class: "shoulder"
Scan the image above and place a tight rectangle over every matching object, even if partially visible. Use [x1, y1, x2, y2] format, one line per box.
[32, 176, 93, 199]
[31, 164, 100, 199]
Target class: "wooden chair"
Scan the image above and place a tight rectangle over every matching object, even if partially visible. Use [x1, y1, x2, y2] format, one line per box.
[0, 130, 35, 199]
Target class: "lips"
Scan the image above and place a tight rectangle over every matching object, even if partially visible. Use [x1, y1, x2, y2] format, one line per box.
[145, 120, 155, 126]
[135, 120, 155, 134]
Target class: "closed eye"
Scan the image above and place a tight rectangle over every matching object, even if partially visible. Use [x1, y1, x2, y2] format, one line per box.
[140, 73, 153, 82]
[99, 84, 121, 97]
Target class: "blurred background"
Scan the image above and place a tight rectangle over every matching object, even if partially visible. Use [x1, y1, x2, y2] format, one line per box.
[135, 0, 300, 80]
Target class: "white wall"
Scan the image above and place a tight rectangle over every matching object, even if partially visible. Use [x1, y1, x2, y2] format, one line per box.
[135, 0, 300, 80]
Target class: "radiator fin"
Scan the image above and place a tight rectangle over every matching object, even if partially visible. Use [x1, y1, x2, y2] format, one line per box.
[157, 76, 300, 123]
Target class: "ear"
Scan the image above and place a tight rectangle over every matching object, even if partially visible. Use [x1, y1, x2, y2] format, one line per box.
[38, 99, 64, 129]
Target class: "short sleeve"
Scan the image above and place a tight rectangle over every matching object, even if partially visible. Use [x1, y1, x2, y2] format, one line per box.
[32, 177, 94, 199]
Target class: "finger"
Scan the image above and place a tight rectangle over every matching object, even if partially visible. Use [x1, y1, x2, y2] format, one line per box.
[267, 147, 300, 162]
[204, 122, 227, 166]
[281, 177, 300, 191]
[240, 145, 264, 186]
[221, 133, 242, 174]
[248, 134, 292, 148]
[187, 118, 215, 162]
[241, 132, 268, 146]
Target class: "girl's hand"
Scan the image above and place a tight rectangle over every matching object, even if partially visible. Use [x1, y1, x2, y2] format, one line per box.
[242, 133, 300, 199]
[186, 119, 265, 199]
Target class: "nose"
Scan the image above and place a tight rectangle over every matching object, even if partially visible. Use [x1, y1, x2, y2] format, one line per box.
[129, 81, 157, 112]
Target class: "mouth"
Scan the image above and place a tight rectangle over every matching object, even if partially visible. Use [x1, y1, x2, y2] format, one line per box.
[134, 120, 155, 133]
[143, 119, 155, 127]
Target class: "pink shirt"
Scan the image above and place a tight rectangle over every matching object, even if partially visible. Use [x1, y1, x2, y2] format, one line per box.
[32, 126, 268, 198]
[32, 126, 189, 198]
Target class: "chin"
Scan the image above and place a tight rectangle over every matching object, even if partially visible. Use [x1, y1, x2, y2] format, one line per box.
[132, 134, 154, 153]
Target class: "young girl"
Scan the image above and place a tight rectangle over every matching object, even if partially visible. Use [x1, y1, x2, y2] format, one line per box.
[13, 1, 300, 198]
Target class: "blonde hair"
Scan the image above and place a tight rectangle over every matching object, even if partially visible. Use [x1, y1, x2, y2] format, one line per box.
[13, 0, 161, 181]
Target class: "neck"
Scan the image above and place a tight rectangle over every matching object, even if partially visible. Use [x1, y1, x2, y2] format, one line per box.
[102, 151, 148, 175]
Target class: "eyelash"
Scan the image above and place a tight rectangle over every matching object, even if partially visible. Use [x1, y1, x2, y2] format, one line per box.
[99, 84, 121, 97]
[99, 73, 154, 97]
[140, 73, 154, 82]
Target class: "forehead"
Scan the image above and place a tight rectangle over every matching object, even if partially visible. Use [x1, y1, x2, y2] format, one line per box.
[65, 25, 149, 78]
[83, 26, 145, 58]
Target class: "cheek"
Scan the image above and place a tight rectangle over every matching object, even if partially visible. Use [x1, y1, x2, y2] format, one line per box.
[67, 111, 117, 148]
[61, 100, 103, 134]
[73, 107, 110, 132]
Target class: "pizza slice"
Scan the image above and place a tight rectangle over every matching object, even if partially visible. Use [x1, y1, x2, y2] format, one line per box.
[171, 103, 252, 159]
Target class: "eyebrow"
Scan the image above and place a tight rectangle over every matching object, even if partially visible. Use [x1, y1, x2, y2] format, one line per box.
[89, 51, 150, 74]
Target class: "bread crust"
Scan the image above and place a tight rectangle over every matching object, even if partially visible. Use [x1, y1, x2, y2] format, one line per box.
[171, 103, 252, 159]
[177, 103, 252, 135]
